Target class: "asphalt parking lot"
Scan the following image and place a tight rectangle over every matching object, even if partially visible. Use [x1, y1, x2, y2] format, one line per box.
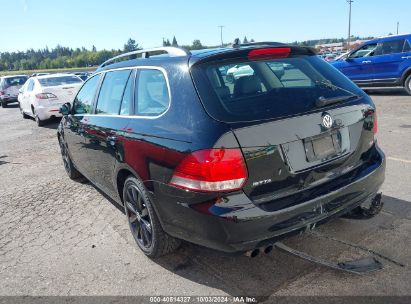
[0, 91, 410, 300]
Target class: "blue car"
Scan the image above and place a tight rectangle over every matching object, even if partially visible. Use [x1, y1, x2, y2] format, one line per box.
[331, 34, 411, 95]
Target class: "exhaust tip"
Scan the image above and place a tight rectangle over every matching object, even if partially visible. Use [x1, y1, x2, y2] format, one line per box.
[264, 245, 273, 254]
[245, 248, 260, 258]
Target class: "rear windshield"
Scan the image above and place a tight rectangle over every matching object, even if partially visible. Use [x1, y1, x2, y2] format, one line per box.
[39, 76, 83, 87]
[191, 55, 364, 123]
[5, 76, 28, 86]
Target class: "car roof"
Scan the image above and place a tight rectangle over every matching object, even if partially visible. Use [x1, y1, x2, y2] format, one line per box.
[366, 33, 411, 44]
[35, 73, 78, 80]
[96, 42, 313, 73]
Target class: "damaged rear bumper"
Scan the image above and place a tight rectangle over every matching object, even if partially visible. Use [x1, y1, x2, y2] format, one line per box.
[152, 147, 385, 253]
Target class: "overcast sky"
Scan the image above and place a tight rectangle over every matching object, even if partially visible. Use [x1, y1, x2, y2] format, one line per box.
[0, 0, 410, 52]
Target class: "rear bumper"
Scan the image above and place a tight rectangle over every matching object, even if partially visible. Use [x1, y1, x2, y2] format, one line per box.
[0, 96, 18, 103]
[152, 146, 385, 253]
[35, 106, 63, 120]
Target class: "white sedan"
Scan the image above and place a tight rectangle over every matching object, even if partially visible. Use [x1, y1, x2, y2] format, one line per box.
[18, 74, 83, 126]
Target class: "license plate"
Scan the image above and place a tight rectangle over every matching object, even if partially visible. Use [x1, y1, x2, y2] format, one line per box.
[305, 133, 341, 162]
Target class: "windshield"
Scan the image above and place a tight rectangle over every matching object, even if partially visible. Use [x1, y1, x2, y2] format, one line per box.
[39, 76, 83, 87]
[191, 55, 364, 123]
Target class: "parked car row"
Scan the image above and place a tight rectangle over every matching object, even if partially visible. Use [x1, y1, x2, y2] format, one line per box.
[55, 43, 384, 259]
[0, 72, 92, 125]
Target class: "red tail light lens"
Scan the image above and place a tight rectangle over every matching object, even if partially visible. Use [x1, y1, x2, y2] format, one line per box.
[372, 112, 378, 135]
[0, 90, 4, 96]
[170, 148, 248, 192]
[248, 47, 291, 60]
[35, 93, 57, 100]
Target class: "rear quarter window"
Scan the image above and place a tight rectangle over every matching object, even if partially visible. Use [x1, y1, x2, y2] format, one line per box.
[135, 69, 170, 116]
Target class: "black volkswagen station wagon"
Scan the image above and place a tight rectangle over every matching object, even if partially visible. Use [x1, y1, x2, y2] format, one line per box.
[57, 43, 385, 257]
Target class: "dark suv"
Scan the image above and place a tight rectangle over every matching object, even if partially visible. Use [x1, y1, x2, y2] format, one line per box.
[57, 44, 385, 257]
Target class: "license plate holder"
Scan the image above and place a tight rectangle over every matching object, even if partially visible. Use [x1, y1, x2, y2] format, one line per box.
[305, 132, 341, 162]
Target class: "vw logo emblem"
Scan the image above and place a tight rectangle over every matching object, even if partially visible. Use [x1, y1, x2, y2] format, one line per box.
[322, 114, 333, 129]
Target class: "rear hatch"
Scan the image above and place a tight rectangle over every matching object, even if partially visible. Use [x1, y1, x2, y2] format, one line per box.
[38, 75, 83, 106]
[190, 46, 378, 210]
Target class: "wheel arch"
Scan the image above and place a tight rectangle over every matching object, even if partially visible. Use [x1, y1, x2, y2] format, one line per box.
[115, 164, 167, 229]
[401, 67, 411, 85]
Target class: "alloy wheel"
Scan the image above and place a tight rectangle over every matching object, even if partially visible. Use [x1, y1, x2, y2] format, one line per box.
[124, 184, 153, 249]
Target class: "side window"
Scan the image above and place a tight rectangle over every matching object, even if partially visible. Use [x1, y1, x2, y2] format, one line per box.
[380, 39, 406, 55]
[27, 80, 35, 92]
[350, 44, 378, 58]
[96, 70, 131, 115]
[120, 73, 133, 116]
[135, 69, 170, 116]
[73, 74, 100, 115]
[403, 40, 411, 53]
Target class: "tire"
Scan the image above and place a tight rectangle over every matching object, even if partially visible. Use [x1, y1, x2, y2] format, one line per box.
[35, 114, 45, 126]
[123, 176, 180, 258]
[58, 137, 82, 180]
[1, 101, 7, 108]
[19, 104, 30, 119]
[404, 74, 411, 96]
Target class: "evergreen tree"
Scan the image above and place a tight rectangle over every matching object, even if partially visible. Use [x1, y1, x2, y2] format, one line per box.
[243, 36, 249, 44]
[123, 38, 139, 52]
[172, 36, 178, 46]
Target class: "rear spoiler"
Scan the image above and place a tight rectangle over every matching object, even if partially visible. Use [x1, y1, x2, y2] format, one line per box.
[190, 45, 317, 66]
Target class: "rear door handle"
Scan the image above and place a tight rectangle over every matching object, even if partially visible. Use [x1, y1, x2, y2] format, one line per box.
[362, 60, 372, 64]
[401, 56, 411, 60]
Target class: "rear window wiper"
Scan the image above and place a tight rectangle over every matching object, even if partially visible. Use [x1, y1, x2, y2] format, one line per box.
[316, 95, 358, 107]
[314, 80, 360, 107]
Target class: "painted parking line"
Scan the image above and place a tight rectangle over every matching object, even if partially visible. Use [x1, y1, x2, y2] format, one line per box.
[388, 157, 411, 164]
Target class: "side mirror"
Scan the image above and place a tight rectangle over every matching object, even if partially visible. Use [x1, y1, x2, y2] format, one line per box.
[18, 88, 23, 94]
[59, 103, 71, 115]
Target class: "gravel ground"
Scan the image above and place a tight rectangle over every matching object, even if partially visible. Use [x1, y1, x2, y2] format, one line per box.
[0, 90, 410, 300]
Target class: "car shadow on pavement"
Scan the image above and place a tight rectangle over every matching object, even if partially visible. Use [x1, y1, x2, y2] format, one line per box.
[0, 155, 10, 166]
[149, 195, 411, 299]
[29, 118, 62, 130]
[365, 88, 409, 96]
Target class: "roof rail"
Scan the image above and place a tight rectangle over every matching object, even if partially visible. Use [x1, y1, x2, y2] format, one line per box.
[99, 47, 191, 68]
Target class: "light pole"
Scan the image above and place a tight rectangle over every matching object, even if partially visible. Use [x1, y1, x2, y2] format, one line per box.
[218, 25, 224, 47]
[397, 22, 399, 35]
[347, 0, 354, 49]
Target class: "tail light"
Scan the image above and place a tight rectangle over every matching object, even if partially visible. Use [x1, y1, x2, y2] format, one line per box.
[0, 90, 4, 96]
[372, 112, 378, 135]
[170, 148, 248, 192]
[248, 47, 291, 60]
[35, 93, 57, 100]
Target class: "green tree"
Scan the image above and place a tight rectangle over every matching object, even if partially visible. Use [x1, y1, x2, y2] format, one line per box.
[172, 36, 178, 46]
[191, 39, 203, 50]
[123, 38, 139, 52]
[243, 36, 249, 44]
